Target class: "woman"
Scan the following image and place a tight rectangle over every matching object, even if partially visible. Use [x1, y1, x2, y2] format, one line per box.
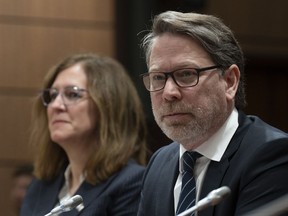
[21, 53, 147, 216]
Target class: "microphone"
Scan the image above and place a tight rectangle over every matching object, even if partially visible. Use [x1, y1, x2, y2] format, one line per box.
[177, 186, 231, 216]
[44, 195, 83, 216]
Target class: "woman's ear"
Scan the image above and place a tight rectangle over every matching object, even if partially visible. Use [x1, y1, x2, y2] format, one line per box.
[224, 64, 240, 101]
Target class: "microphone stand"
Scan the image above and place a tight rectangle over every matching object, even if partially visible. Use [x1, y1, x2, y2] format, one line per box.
[177, 186, 231, 216]
[177, 205, 198, 216]
[43, 195, 83, 216]
[177, 196, 212, 216]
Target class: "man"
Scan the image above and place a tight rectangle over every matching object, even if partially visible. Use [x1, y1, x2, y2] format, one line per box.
[137, 11, 288, 216]
[10, 164, 34, 215]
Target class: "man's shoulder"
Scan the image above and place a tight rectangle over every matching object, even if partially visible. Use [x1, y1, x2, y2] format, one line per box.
[145, 142, 179, 170]
[233, 112, 288, 158]
[237, 111, 286, 139]
[153, 142, 179, 158]
[244, 114, 288, 140]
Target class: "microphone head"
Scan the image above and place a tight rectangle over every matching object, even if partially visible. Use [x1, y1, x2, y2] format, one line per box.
[70, 195, 83, 208]
[216, 186, 231, 198]
[49, 195, 84, 214]
[208, 186, 231, 205]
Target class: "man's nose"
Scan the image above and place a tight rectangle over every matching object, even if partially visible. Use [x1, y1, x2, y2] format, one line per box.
[162, 77, 182, 101]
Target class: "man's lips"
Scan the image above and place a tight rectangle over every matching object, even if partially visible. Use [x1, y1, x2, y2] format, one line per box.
[162, 112, 190, 120]
[164, 112, 189, 116]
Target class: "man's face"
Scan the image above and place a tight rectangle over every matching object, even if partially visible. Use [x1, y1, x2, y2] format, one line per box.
[148, 33, 233, 149]
[10, 174, 33, 211]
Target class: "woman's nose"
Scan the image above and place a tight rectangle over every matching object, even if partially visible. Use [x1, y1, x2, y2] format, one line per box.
[49, 93, 66, 108]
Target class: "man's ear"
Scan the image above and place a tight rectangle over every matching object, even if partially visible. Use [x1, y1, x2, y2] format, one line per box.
[224, 64, 240, 100]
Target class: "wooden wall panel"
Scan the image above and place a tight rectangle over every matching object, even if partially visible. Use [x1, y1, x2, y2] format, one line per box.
[0, 96, 33, 160]
[0, 24, 114, 88]
[0, 0, 115, 215]
[0, 167, 15, 216]
[0, 0, 114, 21]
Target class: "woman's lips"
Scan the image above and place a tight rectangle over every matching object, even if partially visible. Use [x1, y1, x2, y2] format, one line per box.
[51, 119, 69, 125]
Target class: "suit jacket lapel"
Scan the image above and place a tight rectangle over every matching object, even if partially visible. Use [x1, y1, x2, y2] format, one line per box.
[199, 111, 250, 216]
[199, 157, 230, 216]
[153, 144, 179, 215]
[35, 174, 64, 216]
[161, 152, 179, 214]
[63, 176, 117, 216]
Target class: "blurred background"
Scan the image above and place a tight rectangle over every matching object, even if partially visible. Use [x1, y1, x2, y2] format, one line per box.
[0, 0, 287, 215]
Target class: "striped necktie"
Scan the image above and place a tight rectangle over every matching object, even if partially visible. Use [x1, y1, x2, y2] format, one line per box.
[176, 151, 201, 215]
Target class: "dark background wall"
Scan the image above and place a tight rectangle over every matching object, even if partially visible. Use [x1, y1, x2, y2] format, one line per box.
[115, 0, 288, 153]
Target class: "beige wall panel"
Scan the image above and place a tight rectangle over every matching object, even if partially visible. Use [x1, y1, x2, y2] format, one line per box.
[206, 0, 288, 56]
[0, 166, 16, 216]
[0, 164, 33, 216]
[0, 95, 34, 161]
[0, 0, 114, 21]
[0, 24, 115, 89]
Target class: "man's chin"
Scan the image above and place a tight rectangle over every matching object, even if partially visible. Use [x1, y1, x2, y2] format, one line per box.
[161, 127, 188, 142]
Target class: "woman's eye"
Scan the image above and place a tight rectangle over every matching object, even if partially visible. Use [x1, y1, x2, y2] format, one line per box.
[65, 90, 82, 100]
[49, 91, 58, 100]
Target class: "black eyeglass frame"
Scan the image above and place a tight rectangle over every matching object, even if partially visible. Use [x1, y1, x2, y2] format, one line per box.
[140, 65, 221, 92]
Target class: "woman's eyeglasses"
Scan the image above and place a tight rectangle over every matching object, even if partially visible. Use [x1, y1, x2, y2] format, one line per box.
[41, 86, 88, 107]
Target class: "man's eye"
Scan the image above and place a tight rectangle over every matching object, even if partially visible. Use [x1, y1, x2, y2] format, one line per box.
[152, 74, 165, 81]
[176, 69, 197, 77]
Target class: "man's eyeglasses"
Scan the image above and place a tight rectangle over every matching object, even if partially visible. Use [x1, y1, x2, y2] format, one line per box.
[140, 65, 220, 92]
[41, 86, 89, 107]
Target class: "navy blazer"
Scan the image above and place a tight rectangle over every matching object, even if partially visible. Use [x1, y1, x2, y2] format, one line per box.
[137, 112, 288, 216]
[21, 160, 145, 216]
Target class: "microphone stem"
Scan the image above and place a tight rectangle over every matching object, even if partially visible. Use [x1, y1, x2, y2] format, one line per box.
[177, 205, 198, 216]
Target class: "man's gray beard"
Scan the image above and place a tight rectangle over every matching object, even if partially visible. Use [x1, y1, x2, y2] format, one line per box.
[155, 115, 211, 145]
[151, 97, 228, 146]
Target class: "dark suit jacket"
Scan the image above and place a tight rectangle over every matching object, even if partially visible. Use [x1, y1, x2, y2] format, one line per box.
[21, 160, 145, 216]
[137, 111, 288, 216]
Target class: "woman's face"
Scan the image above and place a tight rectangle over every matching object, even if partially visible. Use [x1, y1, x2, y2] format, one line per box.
[46, 64, 97, 147]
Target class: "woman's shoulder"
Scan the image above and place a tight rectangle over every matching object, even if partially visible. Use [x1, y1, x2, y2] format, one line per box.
[119, 159, 146, 177]
[107, 159, 145, 185]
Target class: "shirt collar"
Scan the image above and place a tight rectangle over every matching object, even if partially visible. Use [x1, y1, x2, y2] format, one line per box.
[64, 165, 86, 185]
[58, 165, 86, 212]
[180, 108, 239, 162]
